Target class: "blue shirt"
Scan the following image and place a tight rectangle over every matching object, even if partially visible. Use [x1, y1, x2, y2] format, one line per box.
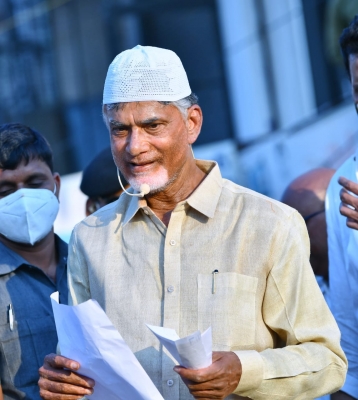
[0, 235, 68, 400]
[326, 155, 358, 398]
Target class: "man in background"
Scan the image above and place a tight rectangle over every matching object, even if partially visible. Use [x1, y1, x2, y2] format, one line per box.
[80, 146, 129, 216]
[0, 123, 68, 399]
[325, 15, 358, 400]
[281, 168, 335, 304]
[282, 168, 337, 400]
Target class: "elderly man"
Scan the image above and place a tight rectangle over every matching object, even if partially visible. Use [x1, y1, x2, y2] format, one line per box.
[325, 15, 358, 400]
[38, 45, 346, 400]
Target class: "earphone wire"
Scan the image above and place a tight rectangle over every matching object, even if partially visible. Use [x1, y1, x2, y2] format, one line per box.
[117, 168, 148, 197]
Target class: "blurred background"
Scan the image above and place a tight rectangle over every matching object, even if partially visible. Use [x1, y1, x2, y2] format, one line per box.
[1, 0, 357, 239]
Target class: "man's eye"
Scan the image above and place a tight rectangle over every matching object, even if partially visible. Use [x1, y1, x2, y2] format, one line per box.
[112, 128, 127, 136]
[147, 124, 161, 130]
[28, 182, 43, 188]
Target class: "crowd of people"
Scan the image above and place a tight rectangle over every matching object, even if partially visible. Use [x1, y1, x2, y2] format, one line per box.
[1, 13, 358, 400]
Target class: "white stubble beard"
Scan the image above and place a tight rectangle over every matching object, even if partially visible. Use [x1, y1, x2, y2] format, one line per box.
[128, 168, 178, 194]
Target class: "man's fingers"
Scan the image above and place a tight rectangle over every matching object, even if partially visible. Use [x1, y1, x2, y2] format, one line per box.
[340, 188, 358, 209]
[340, 202, 356, 217]
[175, 352, 241, 399]
[38, 377, 94, 397]
[39, 387, 87, 400]
[188, 392, 223, 400]
[186, 383, 226, 399]
[346, 218, 358, 230]
[44, 354, 80, 371]
[186, 379, 226, 392]
[338, 176, 358, 195]
[39, 353, 95, 395]
[174, 366, 215, 383]
[340, 202, 358, 220]
[38, 365, 95, 388]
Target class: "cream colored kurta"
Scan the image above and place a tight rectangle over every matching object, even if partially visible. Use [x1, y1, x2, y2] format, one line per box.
[68, 160, 347, 400]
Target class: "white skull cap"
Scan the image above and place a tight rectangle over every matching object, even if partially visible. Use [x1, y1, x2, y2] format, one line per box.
[103, 45, 192, 104]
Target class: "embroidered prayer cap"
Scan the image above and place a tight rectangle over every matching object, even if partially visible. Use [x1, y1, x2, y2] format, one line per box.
[103, 45, 191, 104]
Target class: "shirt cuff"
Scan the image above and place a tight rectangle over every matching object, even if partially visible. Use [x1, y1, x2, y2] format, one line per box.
[232, 350, 264, 393]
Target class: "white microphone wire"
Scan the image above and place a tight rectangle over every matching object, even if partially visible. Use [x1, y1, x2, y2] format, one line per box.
[117, 169, 150, 197]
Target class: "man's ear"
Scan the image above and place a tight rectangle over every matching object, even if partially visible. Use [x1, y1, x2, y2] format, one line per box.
[186, 105, 203, 145]
[53, 173, 61, 200]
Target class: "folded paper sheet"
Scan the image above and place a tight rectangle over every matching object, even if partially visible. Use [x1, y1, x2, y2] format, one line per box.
[146, 324, 212, 369]
[50, 292, 164, 400]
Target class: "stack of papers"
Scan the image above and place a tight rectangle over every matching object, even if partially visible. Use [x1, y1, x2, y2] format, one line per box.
[50, 292, 164, 400]
[146, 324, 212, 369]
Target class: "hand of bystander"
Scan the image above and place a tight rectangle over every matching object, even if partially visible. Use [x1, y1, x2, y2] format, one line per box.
[338, 176, 358, 229]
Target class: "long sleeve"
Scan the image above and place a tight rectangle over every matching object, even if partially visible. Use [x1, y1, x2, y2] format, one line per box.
[326, 164, 358, 397]
[233, 211, 347, 399]
[67, 229, 91, 306]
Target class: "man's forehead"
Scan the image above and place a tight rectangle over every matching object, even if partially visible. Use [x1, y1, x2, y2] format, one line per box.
[0, 158, 52, 178]
[105, 101, 178, 122]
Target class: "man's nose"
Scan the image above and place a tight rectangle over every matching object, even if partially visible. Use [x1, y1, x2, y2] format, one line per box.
[126, 128, 148, 156]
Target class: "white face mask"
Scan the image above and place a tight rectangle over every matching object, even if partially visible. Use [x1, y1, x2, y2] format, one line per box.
[0, 185, 59, 245]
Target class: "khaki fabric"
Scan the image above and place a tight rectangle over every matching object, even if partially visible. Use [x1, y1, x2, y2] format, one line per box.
[68, 160, 347, 400]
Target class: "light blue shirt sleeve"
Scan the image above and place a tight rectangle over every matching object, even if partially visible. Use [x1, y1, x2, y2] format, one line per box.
[326, 156, 358, 398]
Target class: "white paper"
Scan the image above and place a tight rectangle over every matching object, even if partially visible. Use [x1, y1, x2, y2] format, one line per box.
[146, 324, 212, 369]
[50, 292, 163, 400]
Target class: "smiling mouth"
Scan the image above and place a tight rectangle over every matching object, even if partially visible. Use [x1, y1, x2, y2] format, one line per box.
[129, 161, 155, 173]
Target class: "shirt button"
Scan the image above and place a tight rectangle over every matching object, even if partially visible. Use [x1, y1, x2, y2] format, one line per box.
[167, 285, 174, 293]
[144, 210, 149, 215]
[169, 240, 176, 246]
[167, 379, 174, 387]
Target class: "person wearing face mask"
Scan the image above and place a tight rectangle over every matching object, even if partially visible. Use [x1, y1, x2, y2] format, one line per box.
[0, 123, 68, 400]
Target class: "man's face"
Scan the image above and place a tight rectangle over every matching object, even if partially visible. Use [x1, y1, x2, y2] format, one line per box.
[104, 101, 201, 193]
[0, 159, 60, 200]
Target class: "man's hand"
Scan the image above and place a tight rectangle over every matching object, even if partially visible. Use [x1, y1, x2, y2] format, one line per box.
[38, 354, 95, 400]
[174, 351, 242, 400]
[339, 177, 358, 230]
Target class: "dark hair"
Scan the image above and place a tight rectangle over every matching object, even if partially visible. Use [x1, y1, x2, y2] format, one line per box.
[340, 15, 358, 76]
[0, 123, 54, 172]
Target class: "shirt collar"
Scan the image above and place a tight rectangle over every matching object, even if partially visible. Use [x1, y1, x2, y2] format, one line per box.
[185, 160, 222, 218]
[0, 234, 68, 276]
[122, 191, 144, 226]
[122, 160, 222, 224]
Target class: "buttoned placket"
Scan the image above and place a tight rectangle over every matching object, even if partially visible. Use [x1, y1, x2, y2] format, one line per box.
[161, 203, 185, 400]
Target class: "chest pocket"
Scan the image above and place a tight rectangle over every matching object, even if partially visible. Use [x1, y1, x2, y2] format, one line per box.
[198, 272, 257, 349]
[0, 314, 58, 389]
